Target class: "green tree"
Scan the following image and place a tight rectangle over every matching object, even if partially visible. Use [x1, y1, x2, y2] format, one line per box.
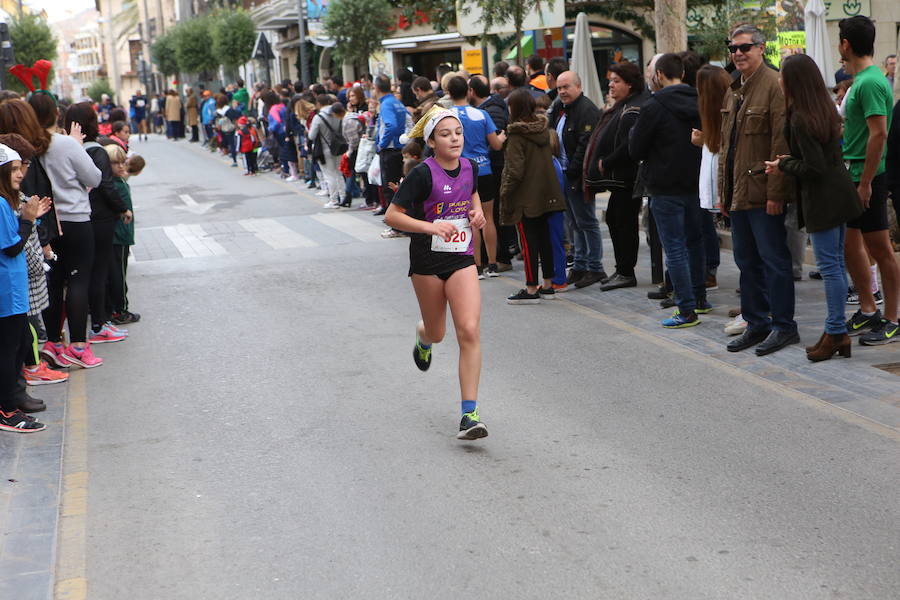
[324, 0, 394, 70]
[391, 0, 456, 34]
[8, 13, 58, 94]
[172, 16, 218, 76]
[211, 10, 256, 79]
[86, 78, 116, 103]
[688, 0, 776, 61]
[460, 0, 556, 65]
[151, 31, 179, 77]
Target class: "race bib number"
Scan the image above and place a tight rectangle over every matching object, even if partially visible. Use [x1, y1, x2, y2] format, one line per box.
[137, 100, 145, 107]
[431, 218, 471, 253]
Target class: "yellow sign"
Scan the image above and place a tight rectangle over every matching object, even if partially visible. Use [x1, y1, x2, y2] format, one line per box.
[765, 31, 806, 69]
[463, 49, 484, 75]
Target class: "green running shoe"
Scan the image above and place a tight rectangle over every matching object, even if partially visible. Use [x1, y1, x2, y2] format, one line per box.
[457, 409, 488, 440]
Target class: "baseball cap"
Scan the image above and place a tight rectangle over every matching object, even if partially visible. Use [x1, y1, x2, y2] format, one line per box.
[0, 143, 22, 167]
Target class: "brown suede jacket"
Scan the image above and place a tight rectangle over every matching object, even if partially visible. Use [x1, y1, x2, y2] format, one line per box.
[718, 64, 794, 211]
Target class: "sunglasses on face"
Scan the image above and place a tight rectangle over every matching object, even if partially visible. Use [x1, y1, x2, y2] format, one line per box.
[728, 43, 758, 54]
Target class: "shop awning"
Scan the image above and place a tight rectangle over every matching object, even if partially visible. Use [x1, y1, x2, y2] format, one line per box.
[382, 32, 464, 48]
[505, 34, 534, 60]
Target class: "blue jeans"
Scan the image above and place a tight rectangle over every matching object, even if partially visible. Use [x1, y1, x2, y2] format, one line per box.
[810, 225, 848, 334]
[547, 210, 567, 285]
[730, 208, 797, 333]
[649, 195, 706, 313]
[701, 209, 720, 272]
[564, 184, 603, 272]
[345, 173, 361, 199]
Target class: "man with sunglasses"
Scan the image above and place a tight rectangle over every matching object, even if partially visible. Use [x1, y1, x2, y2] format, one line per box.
[718, 25, 798, 356]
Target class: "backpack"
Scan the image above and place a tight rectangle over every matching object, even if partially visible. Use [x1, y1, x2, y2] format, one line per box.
[316, 114, 349, 156]
[216, 114, 235, 133]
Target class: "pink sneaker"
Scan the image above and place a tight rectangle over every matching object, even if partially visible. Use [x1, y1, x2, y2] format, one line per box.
[62, 344, 103, 368]
[39, 342, 70, 368]
[104, 322, 128, 336]
[88, 324, 127, 344]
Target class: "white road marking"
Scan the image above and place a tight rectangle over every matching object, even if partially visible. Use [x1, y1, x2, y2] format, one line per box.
[310, 212, 383, 242]
[177, 193, 218, 215]
[238, 218, 318, 249]
[163, 224, 228, 258]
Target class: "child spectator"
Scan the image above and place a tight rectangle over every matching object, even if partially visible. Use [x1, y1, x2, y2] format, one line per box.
[547, 130, 569, 292]
[0, 134, 66, 390]
[108, 149, 143, 325]
[236, 116, 260, 175]
[0, 142, 52, 431]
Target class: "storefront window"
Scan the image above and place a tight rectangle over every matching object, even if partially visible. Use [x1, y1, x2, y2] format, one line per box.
[399, 49, 462, 82]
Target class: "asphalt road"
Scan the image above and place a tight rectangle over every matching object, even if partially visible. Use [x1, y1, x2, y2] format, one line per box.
[71, 137, 900, 599]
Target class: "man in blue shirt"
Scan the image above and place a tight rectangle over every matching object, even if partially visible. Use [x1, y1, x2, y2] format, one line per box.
[374, 74, 408, 216]
[446, 75, 506, 275]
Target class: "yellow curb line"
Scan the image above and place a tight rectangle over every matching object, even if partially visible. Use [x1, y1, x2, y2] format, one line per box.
[54, 370, 88, 600]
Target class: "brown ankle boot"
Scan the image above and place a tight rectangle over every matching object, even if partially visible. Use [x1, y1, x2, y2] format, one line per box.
[805, 331, 828, 353]
[806, 333, 851, 362]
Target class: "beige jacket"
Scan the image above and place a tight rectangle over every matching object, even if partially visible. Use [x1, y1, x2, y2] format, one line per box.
[164, 94, 182, 122]
[718, 64, 793, 211]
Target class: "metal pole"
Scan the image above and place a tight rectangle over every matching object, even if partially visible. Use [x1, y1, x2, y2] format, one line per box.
[296, 0, 310, 87]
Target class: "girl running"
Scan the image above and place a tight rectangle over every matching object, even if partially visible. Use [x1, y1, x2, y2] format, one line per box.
[384, 111, 489, 440]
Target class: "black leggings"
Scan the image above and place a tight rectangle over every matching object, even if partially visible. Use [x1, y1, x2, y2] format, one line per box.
[604, 187, 641, 278]
[244, 151, 258, 173]
[0, 314, 28, 412]
[517, 214, 555, 286]
[44, 220, 94, 343]
[107, 244, 130, 314]
[90, 219, 116, 331]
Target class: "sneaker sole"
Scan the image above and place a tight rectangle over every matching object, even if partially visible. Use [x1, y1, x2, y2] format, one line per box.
[486, 273, 500, 278]
[24, 378, 68, 386]
[859, 336, 900, 346]
[61, 354, 103, 369]
[88, 337, 126, 344]
[40, 351, 70, 369]
[412, 346, 431, 372]
[507, 299, 541, 304]
[695, 308, 714, 314]
[662, 321, 701, 329]
[457, 423, 488, 440]
[0, 423, 46, 433]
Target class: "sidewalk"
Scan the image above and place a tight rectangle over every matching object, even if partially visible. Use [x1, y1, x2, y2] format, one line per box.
[535, 198, 900, 433]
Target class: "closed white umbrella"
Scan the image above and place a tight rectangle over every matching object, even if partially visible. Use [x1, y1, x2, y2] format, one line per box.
[571, 12, 604, 107]
[804, 0, 835, 88]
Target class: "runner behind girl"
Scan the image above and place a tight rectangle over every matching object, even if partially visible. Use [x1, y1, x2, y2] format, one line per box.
[384, 111, 489, 440]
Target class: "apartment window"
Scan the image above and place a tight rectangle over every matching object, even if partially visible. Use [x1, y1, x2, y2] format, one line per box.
[129, 39, 142, 73]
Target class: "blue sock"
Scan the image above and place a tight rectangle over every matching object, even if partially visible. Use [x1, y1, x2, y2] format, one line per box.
[416, 334, 431, 349]
[461, 400, 477, 415]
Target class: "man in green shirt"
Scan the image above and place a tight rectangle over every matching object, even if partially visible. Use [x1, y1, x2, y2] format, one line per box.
[839, 15, 900, 345]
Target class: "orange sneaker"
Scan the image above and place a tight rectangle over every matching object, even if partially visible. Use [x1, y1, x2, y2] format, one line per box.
[551, 283, 570, 293]
[22, 361, 70, 386]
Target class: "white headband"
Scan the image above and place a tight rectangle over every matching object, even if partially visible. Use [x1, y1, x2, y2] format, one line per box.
[424, 110, 462, 141]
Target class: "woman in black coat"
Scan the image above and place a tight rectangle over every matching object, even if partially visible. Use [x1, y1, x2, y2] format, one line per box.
[583, 61, 647, 291]
[765, 55, 863, 361]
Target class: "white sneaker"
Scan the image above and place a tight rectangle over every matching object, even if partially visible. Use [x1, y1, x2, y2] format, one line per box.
[380, 228, 404, 239]
[285, 176, 299, 182]
[316, 189, 329, 197]
[723, 314, 747, 336]
[323, 200, 339, 209]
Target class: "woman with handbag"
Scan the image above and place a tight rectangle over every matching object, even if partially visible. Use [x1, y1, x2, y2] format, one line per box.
[583, 62, 648, 291]
[764, 54, 864, 361]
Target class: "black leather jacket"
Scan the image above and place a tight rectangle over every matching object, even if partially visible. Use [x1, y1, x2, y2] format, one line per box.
[548, 93, 602, 185]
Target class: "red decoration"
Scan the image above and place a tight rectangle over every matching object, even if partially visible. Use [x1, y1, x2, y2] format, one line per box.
[8, 60, 54, 92]
[538, 31, 563, 59]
